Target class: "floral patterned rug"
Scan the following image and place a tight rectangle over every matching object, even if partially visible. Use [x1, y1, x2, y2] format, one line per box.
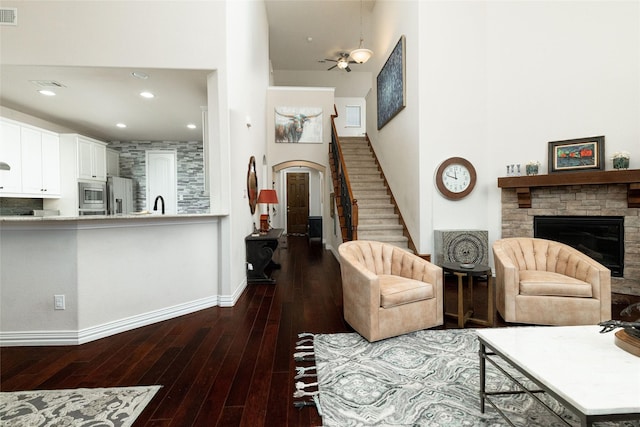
[295, 329, 639, 426]
[0, 385, 160, 427]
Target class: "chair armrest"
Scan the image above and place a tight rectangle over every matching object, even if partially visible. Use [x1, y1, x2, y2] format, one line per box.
[339, 253, 380, 312]
[492, 242, 521, 320]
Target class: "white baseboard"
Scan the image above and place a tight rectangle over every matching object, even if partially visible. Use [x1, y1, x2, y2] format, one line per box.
[220, 279, 247, 307]
[0, 295, 220, 347]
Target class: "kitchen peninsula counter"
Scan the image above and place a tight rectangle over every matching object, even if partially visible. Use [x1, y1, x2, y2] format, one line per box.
[0, 213, 217, 222]
[1, 212, 224, 347]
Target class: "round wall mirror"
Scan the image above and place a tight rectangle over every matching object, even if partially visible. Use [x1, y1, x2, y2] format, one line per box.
[247, 156, 258, 214]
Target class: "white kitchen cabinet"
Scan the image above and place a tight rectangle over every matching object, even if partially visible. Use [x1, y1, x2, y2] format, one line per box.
[0, 119, 22, 194]
[41, 133, 61, 195]
[20, 128, 60, 197]
[106, 148, 120, 177]
[0, 118, 60, 198]
[78, 136, 107, 181]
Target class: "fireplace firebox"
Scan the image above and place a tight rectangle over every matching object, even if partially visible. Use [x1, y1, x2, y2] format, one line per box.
[534, 216, 624, 277]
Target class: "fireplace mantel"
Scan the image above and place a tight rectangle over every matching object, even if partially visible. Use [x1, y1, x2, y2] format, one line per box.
[497, 169, 640, 208]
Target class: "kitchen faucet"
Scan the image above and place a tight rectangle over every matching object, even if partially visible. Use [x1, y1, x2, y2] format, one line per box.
[153, 195, 165, 214]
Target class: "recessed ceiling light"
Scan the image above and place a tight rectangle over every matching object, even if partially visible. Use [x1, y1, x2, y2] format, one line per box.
[140, 91, 155, 99]
[131, 71, 149, 80]
[116, 123, 127, 128]
[187, 123, 197, 129]
[38, 89, 56, 96]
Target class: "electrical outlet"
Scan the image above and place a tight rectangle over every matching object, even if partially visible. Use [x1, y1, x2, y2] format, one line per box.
[54, 294, 65, 310]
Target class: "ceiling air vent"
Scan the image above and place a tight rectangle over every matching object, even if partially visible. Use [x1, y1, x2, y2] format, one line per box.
[29, 80, 66, 88]
[0, 8, 17, 26]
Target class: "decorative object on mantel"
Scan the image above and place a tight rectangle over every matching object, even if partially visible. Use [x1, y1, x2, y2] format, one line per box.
[496, 169, 640, 209]
[548, 135, 604, 173]
[526, 160, 540, 176]
[506, 164, 522, 177]
[612, 151, 630, 170]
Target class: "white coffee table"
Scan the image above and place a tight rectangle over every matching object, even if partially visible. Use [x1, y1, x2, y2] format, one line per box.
[477, 325, 640, 426]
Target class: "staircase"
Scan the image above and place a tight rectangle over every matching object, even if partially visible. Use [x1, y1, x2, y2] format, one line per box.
[339, 136, 409, 249]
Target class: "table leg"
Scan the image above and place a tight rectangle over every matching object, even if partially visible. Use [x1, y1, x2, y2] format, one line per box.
[479, 341, 486, 413]
[455, 272, 465, 328]
[487, 273, 494, 326]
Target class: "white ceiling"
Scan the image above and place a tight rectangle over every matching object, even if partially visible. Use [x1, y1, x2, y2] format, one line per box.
[0, 0, 375, 142]
[266, 0, 375, 73]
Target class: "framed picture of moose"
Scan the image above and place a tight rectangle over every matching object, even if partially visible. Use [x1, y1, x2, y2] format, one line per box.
[275, 107, 323, 143]
[377, 35, 406, 130]
[548, 136, 605, 173]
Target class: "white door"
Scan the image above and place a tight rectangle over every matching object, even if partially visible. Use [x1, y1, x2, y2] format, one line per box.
[146, 150, 177, 215]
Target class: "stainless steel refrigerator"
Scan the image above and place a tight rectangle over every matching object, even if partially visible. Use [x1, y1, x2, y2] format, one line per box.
[107, 176, 134, 215]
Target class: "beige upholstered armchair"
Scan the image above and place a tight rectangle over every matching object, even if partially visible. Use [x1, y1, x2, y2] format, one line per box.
[492, 237, 611, 325]
[338, 240, 443, 342]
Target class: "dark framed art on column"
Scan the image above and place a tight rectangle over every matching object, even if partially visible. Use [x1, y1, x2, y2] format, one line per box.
[377, 35, 406, 130]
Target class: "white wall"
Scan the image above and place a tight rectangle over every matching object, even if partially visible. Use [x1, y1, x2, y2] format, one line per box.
[421, 1, 489, 251]
[366, 0, 422, 248]
[366, 0, 639, 261]
[266, 87, 336, 248]
[0, 217, 220, 345]
[334, 97, 366, 137]
[482, 0, 640, 251]
[274, 70, 372, 98]
[0, 1, 227, 68]
[0, 1, 272, 324]
[0, 223, 79, 333]
[76, 219, 218, 330]
[224, 0, 271, 300]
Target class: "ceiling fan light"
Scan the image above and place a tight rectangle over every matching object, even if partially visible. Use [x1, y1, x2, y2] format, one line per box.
[337, 58, 349, 69]
[350, 48, 373, 64]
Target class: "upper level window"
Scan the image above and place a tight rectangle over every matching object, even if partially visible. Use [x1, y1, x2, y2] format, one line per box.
[345, 105, 361, 128]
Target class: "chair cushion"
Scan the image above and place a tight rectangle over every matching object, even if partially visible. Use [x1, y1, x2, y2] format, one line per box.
[378, 275, 434, 308]
[519, 270, 593, 298]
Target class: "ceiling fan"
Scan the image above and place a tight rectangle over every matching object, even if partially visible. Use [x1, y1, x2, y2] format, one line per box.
[325, 53, 357, 72]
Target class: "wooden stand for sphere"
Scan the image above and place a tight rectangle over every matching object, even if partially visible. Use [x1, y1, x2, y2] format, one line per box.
[615, 329, 640, 357]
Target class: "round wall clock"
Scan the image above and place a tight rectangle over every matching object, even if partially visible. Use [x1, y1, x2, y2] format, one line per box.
[435, 157, 477, 200]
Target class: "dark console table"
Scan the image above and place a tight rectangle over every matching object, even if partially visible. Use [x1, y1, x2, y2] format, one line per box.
[245, 228, 284, 284]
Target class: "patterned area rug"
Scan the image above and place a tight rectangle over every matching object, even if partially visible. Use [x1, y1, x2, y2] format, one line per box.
[0, 385, 160, 427]
[294, 329, 639, 426]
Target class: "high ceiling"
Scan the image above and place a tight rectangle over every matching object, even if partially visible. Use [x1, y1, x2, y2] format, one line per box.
[266, 0, 375, 73]
[0, 0, 375, 142]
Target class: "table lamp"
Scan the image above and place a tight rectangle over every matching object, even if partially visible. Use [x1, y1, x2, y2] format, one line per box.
[257, 189, 278, 232]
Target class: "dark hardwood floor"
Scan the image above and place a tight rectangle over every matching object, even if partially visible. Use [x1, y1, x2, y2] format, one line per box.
[1, 236, 638, 426]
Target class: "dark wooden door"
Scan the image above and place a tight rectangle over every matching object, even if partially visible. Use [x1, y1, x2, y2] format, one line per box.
[287, 173, 309, 234]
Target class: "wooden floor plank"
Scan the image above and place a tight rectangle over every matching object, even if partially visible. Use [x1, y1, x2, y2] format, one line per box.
[1, 235, 637, 427]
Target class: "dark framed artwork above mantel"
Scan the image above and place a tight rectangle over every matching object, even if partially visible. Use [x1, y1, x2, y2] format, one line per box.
[548, 135, 604, 173]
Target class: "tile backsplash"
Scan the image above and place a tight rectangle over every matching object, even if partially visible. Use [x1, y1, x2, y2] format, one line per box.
[0, 198, 43, 215]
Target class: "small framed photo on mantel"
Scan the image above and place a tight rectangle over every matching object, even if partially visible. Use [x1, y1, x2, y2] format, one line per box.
[548, 136, 605, 173]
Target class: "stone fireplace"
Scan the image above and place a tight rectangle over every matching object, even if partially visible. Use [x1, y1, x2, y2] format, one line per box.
[498, 171, 640, 296]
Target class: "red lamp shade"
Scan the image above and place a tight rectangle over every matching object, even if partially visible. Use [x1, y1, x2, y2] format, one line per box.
[257, 189, 278, 204]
